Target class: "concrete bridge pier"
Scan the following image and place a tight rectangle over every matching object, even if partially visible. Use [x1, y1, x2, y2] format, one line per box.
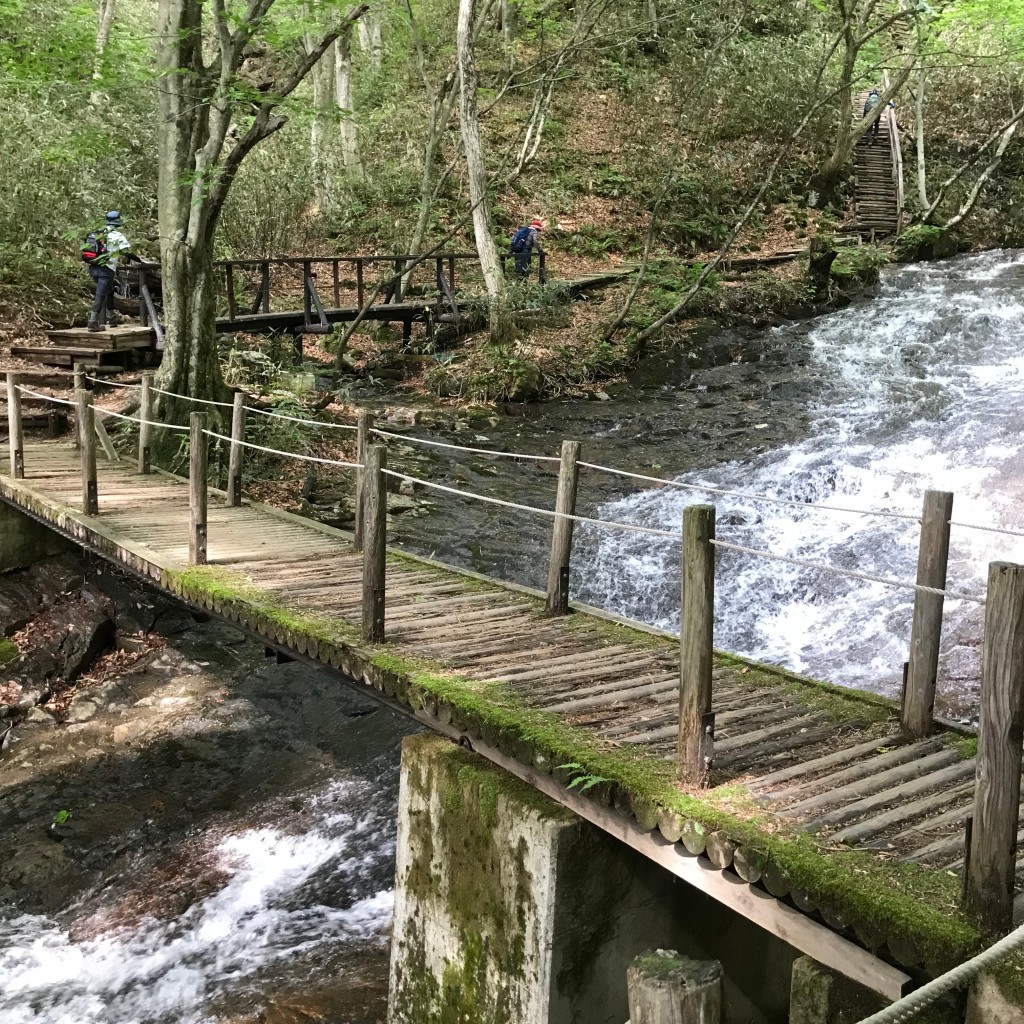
[0, 501, 72, 573]
[388, 734, 796, 1024]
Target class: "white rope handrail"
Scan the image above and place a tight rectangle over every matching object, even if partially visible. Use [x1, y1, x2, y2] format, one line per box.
[245, 405, 358, 432]
[710, 538, 985, 604]
[202, 429, 361, 470]
[151, 386, 235, 409]
[15, 386, 77, 408]
[578, 460, 922, 522]
[950, 519, 1024, 540]
[856, 921, 1024, 1024]
[84, 376, 139, 389]
[91, 405, 190, 433]
[372, 427, 561, 464]
[380, 468, 682, 540]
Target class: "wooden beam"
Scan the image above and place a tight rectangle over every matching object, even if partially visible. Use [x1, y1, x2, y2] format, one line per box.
[227, 392, 246, 508]
[545, 439, 580, 616]
[6, 373, 24, 479]
[679, 504, 715, 786]
[354, 411, 373, 551]
[361, 443, 387, 642]
[903, 489, 953, 737]
[189, 412, 208, 565]
[967, 560, 1024, 932]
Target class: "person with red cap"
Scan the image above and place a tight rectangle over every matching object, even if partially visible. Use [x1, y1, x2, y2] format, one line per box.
[509, 218, 544, 281]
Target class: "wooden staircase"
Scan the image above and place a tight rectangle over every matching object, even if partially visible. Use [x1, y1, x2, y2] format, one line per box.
[851, 89, 903, 240]
[10, 325, 158, 370]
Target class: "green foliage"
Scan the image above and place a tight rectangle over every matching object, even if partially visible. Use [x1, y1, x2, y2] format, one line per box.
[830, 243, 889, 284]
[557, 763, 612, 792]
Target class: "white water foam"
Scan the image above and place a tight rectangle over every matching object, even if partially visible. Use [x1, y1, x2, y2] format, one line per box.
[0, 780, 393, 1024]
[573, 251, 1024, 709]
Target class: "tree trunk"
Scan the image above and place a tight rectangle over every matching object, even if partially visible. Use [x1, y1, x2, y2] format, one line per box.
[357, 11, 382, 68]
[335, 31, 361, 172]
[944, 118, 1021, 230]
[915, 64, 929, 209]
[457, 0, 505, 303]
[309, 39, 337, 210]
[90, 0, 117, 107]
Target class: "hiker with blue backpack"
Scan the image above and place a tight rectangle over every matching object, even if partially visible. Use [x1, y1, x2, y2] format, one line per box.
[509, 219, 544, 281]
[82, 211, 137, 332]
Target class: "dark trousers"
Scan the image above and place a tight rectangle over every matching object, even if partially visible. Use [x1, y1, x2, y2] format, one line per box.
[513, 251, 532, 280]
[88, 265, 115, 323]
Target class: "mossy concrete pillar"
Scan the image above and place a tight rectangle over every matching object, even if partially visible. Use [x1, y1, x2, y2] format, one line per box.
[789, 957, 959, 1024]
[0, 501, 72, 573]
[389, 735, 795, 1024]
[966, 970, 1024, 1024]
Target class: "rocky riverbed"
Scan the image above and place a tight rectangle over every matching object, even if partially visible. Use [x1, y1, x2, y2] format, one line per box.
[0, 554, 416, 1024]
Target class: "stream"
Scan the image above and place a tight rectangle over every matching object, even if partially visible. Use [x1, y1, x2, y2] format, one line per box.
[2, 250, 1022, 1020]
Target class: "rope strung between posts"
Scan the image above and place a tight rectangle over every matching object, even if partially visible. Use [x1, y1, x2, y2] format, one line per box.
[150, 386, 235, 409]
[84, 376, 139, 389]
[15, 386, 78, 408]
[710, 538, 985, 604]
[380, 468, 682, 539]
[91, 404, 190, 433]
[578, 460, 922, 522]
[244, 405, 359, 431]
[950, 518, 1024, 540]
[855, 921, 1024, 1024]
[372, 427, 561, 463]
[201, 429, 361, 470]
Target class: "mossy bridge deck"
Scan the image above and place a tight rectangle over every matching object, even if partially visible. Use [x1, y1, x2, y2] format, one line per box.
[2, 422, 1020, 1003]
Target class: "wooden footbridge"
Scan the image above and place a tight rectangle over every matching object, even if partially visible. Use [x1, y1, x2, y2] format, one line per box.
[4, 374, 1024, 1003]
[850, 81, 905, 239]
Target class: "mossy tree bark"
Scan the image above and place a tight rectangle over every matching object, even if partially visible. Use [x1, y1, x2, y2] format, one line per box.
[154, 0, 367, 425]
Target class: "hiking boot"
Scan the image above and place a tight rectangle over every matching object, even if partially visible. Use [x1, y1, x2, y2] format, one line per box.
[87, 318, 106, 333]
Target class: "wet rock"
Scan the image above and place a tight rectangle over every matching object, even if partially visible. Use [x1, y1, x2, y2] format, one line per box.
[65, 700, 98, 724]
[24, 707, 56, 729]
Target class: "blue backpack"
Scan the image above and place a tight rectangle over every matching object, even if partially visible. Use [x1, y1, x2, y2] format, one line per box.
[510, 226, 531, 253]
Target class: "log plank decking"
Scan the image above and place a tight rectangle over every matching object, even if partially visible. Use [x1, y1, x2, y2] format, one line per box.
[0, 439, 1009, 997]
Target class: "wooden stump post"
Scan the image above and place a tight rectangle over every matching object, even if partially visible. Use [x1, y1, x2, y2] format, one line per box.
[967, 561, 1024, 933]
[227, 391, 246, 507]
[678, 504, 715, 786]
[545, 440, 581, 616]
[361, 443, 387, 643]
[6, 373, 24, 479]
[189, 412, 208, 566]
[354, 411, 374, 551]
[73, 362, 88, 449]
[627, 950, 722, 1024]
[902, 489, 954, 737]
[76, 389, 98, 515]
[138, 372, 154, 474]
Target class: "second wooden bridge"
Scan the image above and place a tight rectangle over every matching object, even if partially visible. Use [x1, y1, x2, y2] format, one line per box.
[4, 373, 1024, 1002]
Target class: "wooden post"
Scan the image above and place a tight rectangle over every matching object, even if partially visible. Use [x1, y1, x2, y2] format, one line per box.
[448, 255, 456, 291]
[361, 443, 387, 643]
[354, 411, 373, 550]
[261, 260, 270, 313]
[138, 372, 153, 474]
[678, 504, 715, 786]
[332, 259, 341, 307]
[72, 362, 87, 450]
[189, 412, 208, 566]
[545, 440, 581, 616]
[627, 950, 722, 1024]
[355, 259, 365, 308]
[967, 560, 1024, 932]
[76, 389, 98, 515]
[227, 391, 246, 507]
[902, 489, 954, 738]
[6, 373, 24, 479]
[225, 262, 237, 322]
[302, 259, 313, 326]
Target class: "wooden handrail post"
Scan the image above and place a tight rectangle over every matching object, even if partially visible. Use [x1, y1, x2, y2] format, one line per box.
[189, 412, 208, 565]
[902, 489, 954, 737]
[628, 951, 722, 1024]
[76, 389, 98, 515]
[6, 373, 24, 479]
[545, 440, 581, 616]
[361, 443, 387, 643]
[678, 504, 715, 787]
[354, 411, 374, 550]
[967, 560, 1024, 932]
[72, 362, 88, 449]
[227, 392, 246, 507]
[225, 262, 237, 322]
[138, 372, 154, 474]
[261, 260, 270, 314]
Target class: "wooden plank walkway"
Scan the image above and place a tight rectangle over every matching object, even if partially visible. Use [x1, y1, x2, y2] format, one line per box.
[0, 441, 1001, 990]
[852, 89, 900, 238]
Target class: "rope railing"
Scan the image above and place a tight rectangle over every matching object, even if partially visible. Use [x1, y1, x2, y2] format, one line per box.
[150, 385, 235, 409]
[201, 429, 361, 470]
[244, 405, 359, 432]
[91, 404, 190, 433]
[84, 375, 138, 389]
[372, 427, 561, 463]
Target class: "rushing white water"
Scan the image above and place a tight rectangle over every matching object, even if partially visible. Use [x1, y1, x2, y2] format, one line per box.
[574, 251, 1024, 715]
[0, 779, 394, 1024]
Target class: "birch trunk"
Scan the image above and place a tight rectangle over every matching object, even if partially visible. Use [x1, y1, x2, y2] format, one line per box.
[457, 0, 505, 302]
[308, 39, 337, 210]
[90, 0, 117, 107]
[336, 31, 361, 172]
[915, 64, 930, 209]
[944, 119, 1021, 230]
[357, 12, 382, 69]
